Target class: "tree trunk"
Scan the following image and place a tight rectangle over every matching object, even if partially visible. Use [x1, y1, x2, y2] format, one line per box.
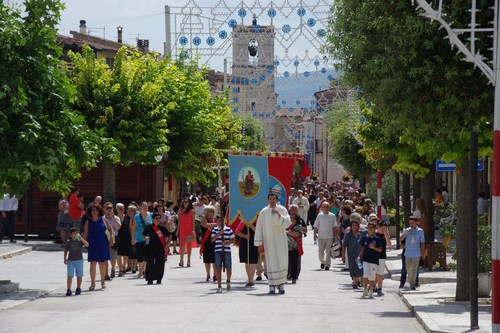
[412, 174, 421, 209]
[402, 173, 411, 227]
[103, 160, 116, 204]
[420, 166, 436, 242]
[359, 176, 367, 193]
[455, 158, 471, 301]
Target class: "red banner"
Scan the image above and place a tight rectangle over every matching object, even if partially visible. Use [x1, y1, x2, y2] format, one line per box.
[268, 156, 295, 207]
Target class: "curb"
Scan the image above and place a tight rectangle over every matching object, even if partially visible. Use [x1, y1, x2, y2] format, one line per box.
[1, 247, 32, 260]
[399, 290, 451, 333]
[390, 274, 456, 284]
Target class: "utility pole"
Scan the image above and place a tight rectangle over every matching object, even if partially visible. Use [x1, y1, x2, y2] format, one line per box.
[164, 5, 171, 57]
[412, 1, 499, 331]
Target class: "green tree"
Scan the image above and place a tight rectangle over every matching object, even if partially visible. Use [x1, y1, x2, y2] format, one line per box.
[0, 0, 97, 196]
[325, 0, 493, 300]
[69, 46, 170, 203]
[325, 100, 374, 181]
[238, 113, 265, 151]
[164, 59, 242, 184]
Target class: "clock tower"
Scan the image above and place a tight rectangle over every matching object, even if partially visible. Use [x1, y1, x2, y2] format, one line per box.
[231, 16, 276, 147]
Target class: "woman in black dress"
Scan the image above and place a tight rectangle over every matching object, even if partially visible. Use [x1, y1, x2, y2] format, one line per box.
[143, 212, 169, 285]
[200, 206, 217, 282]
[117, 204, 135, 276]
[235, 219, 259, 287]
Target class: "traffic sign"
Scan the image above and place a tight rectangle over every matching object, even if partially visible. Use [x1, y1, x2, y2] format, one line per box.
[477, 158, 485, 171]
[436, 159, 485, 172]
[436, 160, 456, 172]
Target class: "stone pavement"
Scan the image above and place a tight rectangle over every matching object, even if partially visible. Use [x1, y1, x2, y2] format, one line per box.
[0, 237, 493, 333]
[385, 247, 492, 333]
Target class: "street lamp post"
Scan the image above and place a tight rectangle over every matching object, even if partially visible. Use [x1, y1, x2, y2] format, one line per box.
[412, 1, 499, 331]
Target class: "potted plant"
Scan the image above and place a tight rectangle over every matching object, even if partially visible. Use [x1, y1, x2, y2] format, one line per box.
[477, 223, 492, 297]
[434, 203, 456, 247]
[438, 218, 455, 247]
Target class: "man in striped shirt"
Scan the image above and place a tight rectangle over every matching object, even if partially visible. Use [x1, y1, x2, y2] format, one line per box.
[211, 216, 236, 293]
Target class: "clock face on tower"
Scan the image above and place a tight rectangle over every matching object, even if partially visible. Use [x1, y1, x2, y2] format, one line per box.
[248, 39, 259, 57]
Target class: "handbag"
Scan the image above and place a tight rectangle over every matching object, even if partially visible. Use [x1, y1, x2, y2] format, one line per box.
[166, 221, 176, 234]
[330, 241, 341, 259]
[186, 234, 196, 243]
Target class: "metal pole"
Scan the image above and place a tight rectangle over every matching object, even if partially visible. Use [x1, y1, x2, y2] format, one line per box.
[395, 172, 401, 249]
[164, 5, 171, 58]
[223, 58, 227, 90]
[492, 0, 500, 328]
[493, 1, 500, 332]
[470, 130, 479, 329]
[377, 170, 383, 219]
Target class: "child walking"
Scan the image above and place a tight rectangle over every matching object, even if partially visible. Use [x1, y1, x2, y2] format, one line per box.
[64, 227, 89, 296]
[211, 216, 236, 293]
[357, 221, 382, 298]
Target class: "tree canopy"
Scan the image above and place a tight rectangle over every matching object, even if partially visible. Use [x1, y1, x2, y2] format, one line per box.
[0, 0, 97, 196]
[69, 45, 170, 165]
[237, 113, 265, 151]
[325, 0, 493, 173]
[325, 100, 374, 180]
[163, 59, 242, 184]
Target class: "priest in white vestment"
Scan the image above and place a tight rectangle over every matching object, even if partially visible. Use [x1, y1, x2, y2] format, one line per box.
[254, 193, 292, 294]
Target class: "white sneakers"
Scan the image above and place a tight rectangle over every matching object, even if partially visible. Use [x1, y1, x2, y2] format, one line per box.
[362, 288, 374, 298]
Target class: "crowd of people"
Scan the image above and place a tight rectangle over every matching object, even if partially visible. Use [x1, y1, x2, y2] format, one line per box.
[58, 181, 430, 298]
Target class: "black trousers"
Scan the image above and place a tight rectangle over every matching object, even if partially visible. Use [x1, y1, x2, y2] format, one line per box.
[145, 249, 165, 283]
[288, 249, 300, 280]
[0, 211, 16, 241]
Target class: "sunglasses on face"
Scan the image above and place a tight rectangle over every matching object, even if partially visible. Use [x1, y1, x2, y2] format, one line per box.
[105, 207, 113, 210]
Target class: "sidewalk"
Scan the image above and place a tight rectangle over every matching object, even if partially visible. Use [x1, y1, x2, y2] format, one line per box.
[0, 239, 56, 259]
[385, 246, 492, 333]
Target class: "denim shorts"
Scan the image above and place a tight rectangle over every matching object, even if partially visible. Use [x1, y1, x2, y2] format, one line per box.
[214, 251, 232, 269]
[67, 260, 84, 278]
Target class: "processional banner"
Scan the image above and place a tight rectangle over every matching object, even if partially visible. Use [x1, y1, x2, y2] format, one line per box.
[228, 154, 296, 226]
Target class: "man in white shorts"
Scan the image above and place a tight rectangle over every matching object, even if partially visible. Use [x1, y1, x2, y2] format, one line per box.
[357, 221, 382, 298]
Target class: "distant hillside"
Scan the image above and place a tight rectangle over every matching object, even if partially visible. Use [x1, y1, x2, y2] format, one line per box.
[275, 70, 339, 108]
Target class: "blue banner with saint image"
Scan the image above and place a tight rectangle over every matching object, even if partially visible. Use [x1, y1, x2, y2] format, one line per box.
[228, 154, 269, 226]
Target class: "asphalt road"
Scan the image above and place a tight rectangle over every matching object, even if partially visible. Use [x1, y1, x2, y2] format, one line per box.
[0, 235, 425, 333]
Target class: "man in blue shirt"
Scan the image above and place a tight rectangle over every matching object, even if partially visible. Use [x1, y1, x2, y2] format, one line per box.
[358, 222, 382, 298]
[400, 216, 426, 290]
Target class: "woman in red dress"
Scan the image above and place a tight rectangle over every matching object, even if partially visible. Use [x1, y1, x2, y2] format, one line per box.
[177, 199, 197, 267]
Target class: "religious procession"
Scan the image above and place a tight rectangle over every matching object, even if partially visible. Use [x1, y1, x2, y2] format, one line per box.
[51, 151, 425, 299]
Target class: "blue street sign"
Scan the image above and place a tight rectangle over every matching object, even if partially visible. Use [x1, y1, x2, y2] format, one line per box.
[436, 160, 456, 172]
[477, 158, 485, 171]
[436, 159, 485, 172]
